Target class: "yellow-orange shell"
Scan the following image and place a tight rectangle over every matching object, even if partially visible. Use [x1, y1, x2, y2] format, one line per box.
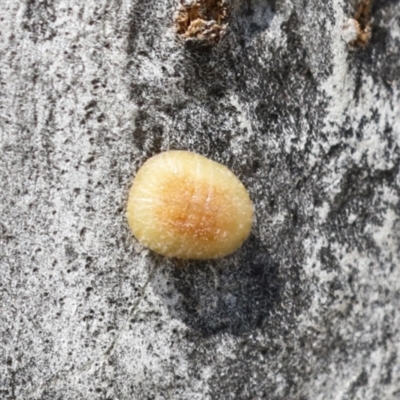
[126, 150, 253, 259]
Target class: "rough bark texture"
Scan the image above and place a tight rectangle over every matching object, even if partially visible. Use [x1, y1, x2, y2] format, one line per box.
[1, 0, 399, 399]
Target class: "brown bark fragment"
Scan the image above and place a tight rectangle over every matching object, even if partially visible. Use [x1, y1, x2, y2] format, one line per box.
[175, 0, 229, 44]
[351, 0, 372, 46]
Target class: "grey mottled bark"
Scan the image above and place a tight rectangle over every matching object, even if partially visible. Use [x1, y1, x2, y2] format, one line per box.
[1, 0, 400, 399]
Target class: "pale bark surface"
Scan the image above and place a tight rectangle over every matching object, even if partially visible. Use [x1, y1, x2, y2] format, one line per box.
[0, 0, 399, 399]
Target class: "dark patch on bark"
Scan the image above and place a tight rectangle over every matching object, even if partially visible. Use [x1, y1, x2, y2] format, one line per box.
[151, 235, 294, 335]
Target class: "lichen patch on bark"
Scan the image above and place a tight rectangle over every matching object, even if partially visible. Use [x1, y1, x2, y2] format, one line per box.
[175, 0, 229, 44]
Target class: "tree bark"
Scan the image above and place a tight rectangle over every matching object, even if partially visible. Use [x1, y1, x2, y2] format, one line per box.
[1, 0, 399, 398]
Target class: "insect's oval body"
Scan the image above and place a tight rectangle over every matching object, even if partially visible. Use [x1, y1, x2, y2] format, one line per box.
[127, 151, 253, 260]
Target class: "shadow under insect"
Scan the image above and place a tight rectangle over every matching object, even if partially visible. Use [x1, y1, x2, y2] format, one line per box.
[151, 236, 282, 336]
